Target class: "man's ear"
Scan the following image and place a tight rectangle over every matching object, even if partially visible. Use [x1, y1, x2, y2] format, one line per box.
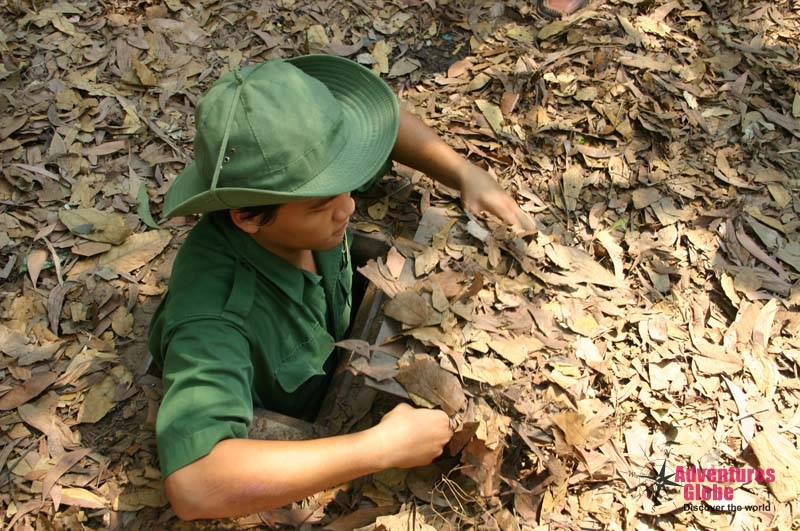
[229, 210, 261, 234]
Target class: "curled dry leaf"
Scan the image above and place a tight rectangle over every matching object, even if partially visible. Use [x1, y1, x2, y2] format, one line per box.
[26, 249, 48, 287]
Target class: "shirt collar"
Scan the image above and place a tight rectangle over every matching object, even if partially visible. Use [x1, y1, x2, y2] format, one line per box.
[207, 212, 342, 304]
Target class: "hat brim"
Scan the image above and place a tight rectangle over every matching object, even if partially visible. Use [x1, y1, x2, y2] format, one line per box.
[164, 55, 399, 217]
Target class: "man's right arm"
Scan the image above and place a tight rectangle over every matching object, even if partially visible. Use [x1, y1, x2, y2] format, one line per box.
[164, 403, 452, 520]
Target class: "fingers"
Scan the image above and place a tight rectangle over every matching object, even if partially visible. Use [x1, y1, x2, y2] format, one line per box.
[466, 199, 536, 233]
[513, 208, 538, 232]
[376, 404, 454, 468]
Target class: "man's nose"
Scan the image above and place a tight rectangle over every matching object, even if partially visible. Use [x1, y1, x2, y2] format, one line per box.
[332, 193, 355, 222]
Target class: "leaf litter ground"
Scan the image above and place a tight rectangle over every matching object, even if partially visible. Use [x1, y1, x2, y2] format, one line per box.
[1, 0, 799, 530]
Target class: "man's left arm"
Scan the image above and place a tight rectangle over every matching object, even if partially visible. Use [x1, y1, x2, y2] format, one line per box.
[391, 109, 536, 231]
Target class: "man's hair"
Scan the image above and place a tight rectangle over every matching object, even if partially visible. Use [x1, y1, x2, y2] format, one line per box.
[234, 204, 282, 226]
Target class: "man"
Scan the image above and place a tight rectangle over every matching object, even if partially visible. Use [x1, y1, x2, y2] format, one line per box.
[149, 54, 533, 520]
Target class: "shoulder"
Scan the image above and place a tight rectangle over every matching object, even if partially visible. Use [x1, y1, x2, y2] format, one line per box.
[163, 213, 244, 323]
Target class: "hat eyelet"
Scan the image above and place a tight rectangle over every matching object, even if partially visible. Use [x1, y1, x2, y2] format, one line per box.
[223, 156, 231, 164]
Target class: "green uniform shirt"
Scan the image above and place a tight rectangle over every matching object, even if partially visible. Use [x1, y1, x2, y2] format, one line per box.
[148, 211, 353, 477]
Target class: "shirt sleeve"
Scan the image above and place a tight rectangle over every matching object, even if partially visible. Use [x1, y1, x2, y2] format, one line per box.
[155, 317, 253, 477]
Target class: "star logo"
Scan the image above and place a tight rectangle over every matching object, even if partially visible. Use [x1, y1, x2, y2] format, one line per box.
[635, 459, 682, 504]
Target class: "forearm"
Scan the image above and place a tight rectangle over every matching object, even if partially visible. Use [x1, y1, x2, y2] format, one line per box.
[391, 109, 470, 191]
[165, 429, 383, 520]
[391, 109, 536, 230]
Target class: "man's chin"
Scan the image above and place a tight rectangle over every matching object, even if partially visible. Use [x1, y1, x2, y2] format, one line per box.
[314, 235, 346, 251]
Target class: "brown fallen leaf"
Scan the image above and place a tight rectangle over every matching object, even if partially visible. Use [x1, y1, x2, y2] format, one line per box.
[77, 365, 133, 424]
[631, 187, 661, 209]
[383, 290, 438, 328]
[387, 57, 420, 79]
[561, 166, 584, 214]
[357, 259, 405, 298]
[350, 356, 399, 382]
[414, 246, 439, 278]
[26, 249, 48, 287]
[116, 487, 168, 510]
[67, 230, 171, 278]
[59, 487, 107, 509]
[776, 242, 800, 274]
[58, 208, 132, 245]
[385, 246, 406, 279]
[551, 411, 589, 448]
[488, 337, 541, 365]
[322, 505, 401, 531]
[111, 306, 134, 337]
[544, 243, 623, 288]
[0, 371, 57, 411]
[448, 420, 480, 456]
[43, 448, 92, 504]
[71, 241, 112, 257]
[460, 437, 503, 497]
[395, 356, 466, 416]
[475, 99, 504, 135]
[18, 393, 81, 452]
[462, 356, 513, 387]
[750, 432, 800, 502]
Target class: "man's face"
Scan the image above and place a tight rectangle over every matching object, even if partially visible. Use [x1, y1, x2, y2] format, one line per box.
[247, 192, 356, 253]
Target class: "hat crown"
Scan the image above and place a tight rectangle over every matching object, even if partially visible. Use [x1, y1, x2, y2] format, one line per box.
[193, 61, 345, 201]
[163, 54, 400, 218]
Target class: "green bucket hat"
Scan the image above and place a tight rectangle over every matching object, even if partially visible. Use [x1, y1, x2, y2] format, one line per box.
[163, 55, 400, 218]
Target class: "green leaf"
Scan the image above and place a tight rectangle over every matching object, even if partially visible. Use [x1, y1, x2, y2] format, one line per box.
[137, 181, 160, 229]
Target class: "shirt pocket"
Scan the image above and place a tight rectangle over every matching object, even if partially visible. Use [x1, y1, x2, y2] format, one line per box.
[334, 259, 352, 339]
[273, 321, 335, 393]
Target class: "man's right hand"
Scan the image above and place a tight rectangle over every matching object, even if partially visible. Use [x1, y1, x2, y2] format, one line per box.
[164, 403, 454, 520]
[371, 403, 454, 469]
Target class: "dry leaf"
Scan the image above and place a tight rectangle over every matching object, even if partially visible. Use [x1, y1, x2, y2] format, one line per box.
[59, 487, 107, 509]
[58, 208, 132, 245]
[561, 166, 584, 214]
[383, 290, 436, 327]
[68, 230, 171, 277]
[43, 448, 92, 503]
[545, 243, 623, 288]
[0, 371, 57, 411]
[387, 57, 420, 78]
[26, 249, 48, 287]
[385, 246, 406, 279]
[750, 432, 800, 502]
[460, 437, 503, 496]
[551, 411, 589, 447]
[463, 356, 513, 387]
[395, 356, 466, 415]
[475, 99, 503, 135]
[414, 247, 439, 277]
[116, 487, 168, 510]
[488, 337, 540, 365]
[77, 365, 133, 424]
[111, 306, 134, 337]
